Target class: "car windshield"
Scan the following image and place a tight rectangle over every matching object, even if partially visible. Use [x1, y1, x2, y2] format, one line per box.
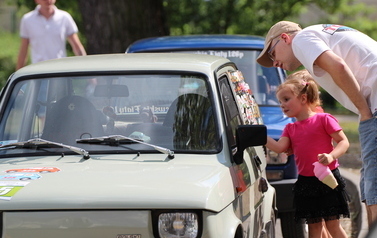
[0, 74, 219, 157]
[179, 50, 281, 106]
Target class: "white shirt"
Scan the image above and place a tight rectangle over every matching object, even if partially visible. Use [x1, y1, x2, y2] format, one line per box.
[292, 24, 377, 114]
[20, 5, 78, 63]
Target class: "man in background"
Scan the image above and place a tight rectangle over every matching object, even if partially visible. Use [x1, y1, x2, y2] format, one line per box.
[17, 0, 86, 69]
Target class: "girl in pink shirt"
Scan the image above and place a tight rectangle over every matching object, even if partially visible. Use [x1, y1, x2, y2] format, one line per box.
[266, 70, 349, 238]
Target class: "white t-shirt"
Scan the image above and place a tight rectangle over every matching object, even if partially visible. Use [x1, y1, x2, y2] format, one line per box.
[20, 5, 78, 63]
[292, 24, 377, 114]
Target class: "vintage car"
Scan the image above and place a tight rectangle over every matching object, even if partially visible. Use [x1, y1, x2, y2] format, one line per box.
[0, 53, 276, 238]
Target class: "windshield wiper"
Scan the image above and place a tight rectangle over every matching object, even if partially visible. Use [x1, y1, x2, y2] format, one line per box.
[77, 135, 174, 159]
[0, 138, 90, 160]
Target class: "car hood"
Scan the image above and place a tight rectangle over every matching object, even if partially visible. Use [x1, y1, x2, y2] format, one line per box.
[0, 153, 234, 212]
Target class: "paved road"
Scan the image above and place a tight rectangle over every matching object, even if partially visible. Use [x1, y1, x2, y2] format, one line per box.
[336, 115, 368, 236]
[340, 168, 368, 238]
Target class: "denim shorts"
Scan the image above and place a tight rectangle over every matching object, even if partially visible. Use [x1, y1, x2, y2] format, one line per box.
[359, 111, 377, 205]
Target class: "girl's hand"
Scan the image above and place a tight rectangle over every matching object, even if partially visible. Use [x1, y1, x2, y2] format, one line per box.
[317, 153, 334, 166]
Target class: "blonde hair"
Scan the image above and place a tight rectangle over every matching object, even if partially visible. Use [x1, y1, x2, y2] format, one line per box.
[277, 69, 321, 108]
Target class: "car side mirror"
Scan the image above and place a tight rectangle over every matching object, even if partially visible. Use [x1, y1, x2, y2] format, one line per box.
[234, 125, 267, 165]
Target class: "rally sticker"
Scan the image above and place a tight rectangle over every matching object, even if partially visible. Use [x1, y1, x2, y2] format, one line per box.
[0, 173, 41, 181]
[0, 167, 60, 200]
[0, 181, 29, 201]
[5, 167, 60, 173]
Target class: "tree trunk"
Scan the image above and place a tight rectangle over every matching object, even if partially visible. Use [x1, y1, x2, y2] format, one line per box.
[77, 0, 169, 54]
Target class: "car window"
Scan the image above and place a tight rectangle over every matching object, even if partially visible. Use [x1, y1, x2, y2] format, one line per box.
[218, 70, 263, 147]
[0, 74, 220, 156]
[178, 50, 280, 106]
[218, 75, 240, 148]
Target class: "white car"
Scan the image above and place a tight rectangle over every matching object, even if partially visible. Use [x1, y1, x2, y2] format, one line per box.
[0, 53, 276, 238]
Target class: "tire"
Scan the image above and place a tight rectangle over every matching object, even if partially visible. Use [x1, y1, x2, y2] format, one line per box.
[279, 211, 307, 238]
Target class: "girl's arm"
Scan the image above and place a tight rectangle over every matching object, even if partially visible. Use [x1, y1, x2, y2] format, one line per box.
[266, 136, 290, 153]
[318, 130, 349, 165]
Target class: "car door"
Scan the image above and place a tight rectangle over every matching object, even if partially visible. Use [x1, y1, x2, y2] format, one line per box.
[217, 69, 266, 237]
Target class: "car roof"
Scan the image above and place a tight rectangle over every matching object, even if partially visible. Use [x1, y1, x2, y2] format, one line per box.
[12, 53, 233, 80]
[126, 35, 266, 53]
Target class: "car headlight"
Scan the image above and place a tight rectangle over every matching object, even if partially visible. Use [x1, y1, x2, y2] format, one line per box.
[153, 211, 201, 238]
[266, 148, 288, 165]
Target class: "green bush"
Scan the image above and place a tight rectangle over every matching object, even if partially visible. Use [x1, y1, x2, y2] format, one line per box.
[320, 88, 336, 109]
[0, 56, 14, 86]
[0, 31, 19, 88]
[320, 87, 357, 115]
[339, 121, 359, 144]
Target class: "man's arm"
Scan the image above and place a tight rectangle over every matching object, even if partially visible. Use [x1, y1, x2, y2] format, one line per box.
[67, 33, 87, 56]
[315, 50, 373, 121]
[16, 38, 30, 70]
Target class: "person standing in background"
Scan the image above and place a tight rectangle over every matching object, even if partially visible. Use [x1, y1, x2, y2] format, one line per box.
[17, 0, 86, 70]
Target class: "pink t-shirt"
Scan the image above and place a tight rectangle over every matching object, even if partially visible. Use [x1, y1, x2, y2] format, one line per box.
[281, 113, 342, 176]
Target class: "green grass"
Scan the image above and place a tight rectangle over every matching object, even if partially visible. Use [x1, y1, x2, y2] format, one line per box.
[0, 31, 20, 62]
[0, 31, 20, 87]
[338, 121, 361, 167]
[323, 104, 359, 144]
[339, 121, 359, 144]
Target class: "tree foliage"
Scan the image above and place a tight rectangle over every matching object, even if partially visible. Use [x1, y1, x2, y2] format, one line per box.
[316, 0, 377, 40]
[13, 0, 377, 51]
[164, 0, 346, 36]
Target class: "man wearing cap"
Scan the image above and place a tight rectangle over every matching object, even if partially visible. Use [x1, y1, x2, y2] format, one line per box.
[257, 21, 377, 228]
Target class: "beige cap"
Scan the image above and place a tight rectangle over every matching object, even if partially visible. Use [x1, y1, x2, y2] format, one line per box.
[256, 21, 302, 67]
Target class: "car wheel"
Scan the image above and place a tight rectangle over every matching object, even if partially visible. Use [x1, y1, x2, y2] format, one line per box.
[279, 211, 307, 238]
